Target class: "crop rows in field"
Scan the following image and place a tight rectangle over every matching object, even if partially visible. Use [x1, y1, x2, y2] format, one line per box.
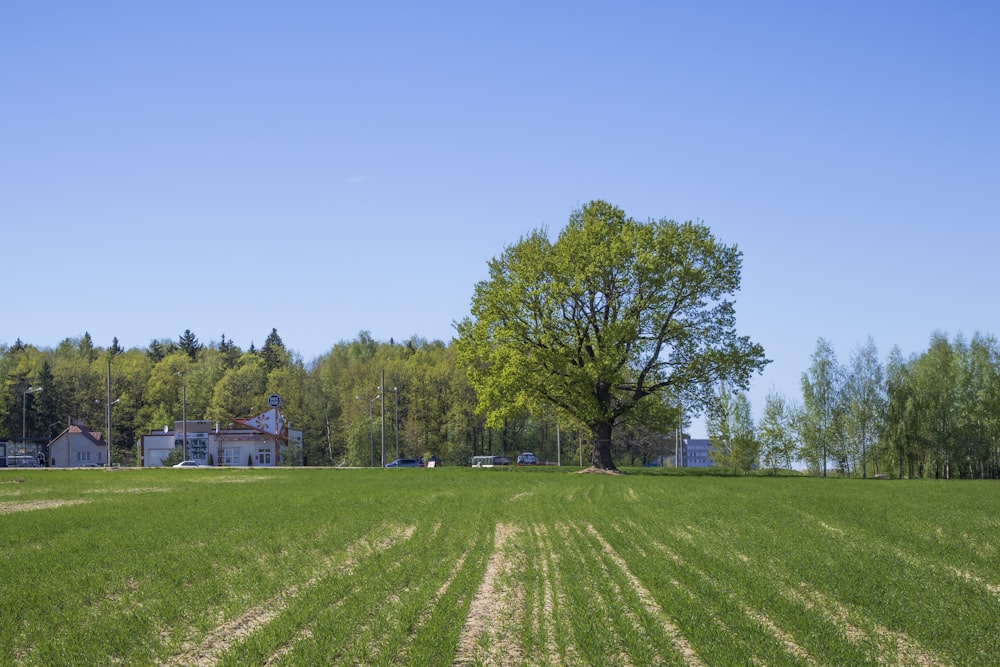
[1, 469, 999, 665]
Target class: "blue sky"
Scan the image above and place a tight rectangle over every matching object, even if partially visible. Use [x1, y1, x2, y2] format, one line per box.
[4, 2, 998, 436]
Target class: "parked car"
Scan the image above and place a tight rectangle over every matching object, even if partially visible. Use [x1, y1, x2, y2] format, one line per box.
[385, 458, 421, 468]
[172, 460, 202, 468]
[516, 452, 539, 466]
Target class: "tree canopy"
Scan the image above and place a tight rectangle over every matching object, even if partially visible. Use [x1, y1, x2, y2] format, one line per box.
[456, 200, 769, 470]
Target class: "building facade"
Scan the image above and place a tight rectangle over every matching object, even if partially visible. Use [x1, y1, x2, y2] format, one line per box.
[682, 438, 714, 467]
[140, 407, 303, 467]
[47, 422, 108, 468]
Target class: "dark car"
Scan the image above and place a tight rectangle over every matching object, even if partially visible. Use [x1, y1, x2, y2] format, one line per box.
[516, 452, 539, 466]
[385, 458, 421, 468]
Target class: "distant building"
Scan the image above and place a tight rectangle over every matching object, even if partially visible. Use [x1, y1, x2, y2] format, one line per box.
[140, 406, 303, 467]
[647, 437, 716, 467]
[48, 422, 107, 468]
[682, 438, 714, 467]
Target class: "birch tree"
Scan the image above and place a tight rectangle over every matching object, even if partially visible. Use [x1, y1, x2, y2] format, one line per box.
[801, 338, 843, 476]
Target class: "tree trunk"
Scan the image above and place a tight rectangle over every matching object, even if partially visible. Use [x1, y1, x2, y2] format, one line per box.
[590, 422, 617, 470]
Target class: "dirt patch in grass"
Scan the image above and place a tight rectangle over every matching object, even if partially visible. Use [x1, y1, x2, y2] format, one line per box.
[818, 521, 845, 536]
[84, 487, 170, 494]
[0, 499, 88, 514]
[263, 626, 313, 666]
[576, 466, 626, 475]
[740, 602, 815, 665]
[192, 476, 273, 483]
[455, 523, 522, 666]
[950, 567, 1000, 601]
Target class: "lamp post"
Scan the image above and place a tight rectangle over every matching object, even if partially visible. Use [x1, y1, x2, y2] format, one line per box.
[106, 355, 113, 467]
[105, 398, 120, 467]
[393, 386, 399, 461]
[380, 369, 386, 467]
[677, 403, 684, 468]
[22, 386, 42, 449]
[556, 420, 561, 467]
[177, 372, 187, 460]
[370, 395, 381, 466]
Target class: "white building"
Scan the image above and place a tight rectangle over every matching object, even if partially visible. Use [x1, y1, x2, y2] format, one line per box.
[48, 422, 107, 468]
[140, 407, 302, 467]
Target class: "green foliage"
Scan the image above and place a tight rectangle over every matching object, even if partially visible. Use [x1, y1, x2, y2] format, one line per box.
[757, 389, 800, 472]
[456, 200, 768, 470]
[178, 329, 203, 360]
[706, 382, 758, 473]
[879, 331, 1000, 479]
[801, 338, 844, 476]
[842, 337, 886, 478]
[6, 318, 1000, 478]
[819, 331, 1000, 480]
[260, 328, 289, 374]
[208, 356, 268, 425]
[160, 447, 185, 466]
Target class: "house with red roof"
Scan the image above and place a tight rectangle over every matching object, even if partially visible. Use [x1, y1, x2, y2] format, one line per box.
[47, 421, 108, 467]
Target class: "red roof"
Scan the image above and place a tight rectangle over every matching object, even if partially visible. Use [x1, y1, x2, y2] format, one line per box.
[51, 423, 106, 447]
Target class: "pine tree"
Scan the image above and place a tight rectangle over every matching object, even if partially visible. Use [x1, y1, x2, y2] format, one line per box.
[178, 330, 202, 360]
[261, 328, 288, 373]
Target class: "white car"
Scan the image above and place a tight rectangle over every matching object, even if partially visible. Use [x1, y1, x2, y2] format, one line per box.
[172, 460, 202, 468]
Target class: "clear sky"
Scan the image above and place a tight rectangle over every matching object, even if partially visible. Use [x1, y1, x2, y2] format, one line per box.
[4, 2, 998, 436]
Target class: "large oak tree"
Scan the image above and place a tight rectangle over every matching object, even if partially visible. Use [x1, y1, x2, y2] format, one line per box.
[456, 200, 768, 471]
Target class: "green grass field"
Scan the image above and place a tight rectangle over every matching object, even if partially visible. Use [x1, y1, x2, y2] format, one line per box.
[1, 467, 998, 666]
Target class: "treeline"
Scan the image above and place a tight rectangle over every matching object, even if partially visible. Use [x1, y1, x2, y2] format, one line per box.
[709, 332, 1000, 479]
[1, 329, 585, 467]
[5, 329, 1000, 476]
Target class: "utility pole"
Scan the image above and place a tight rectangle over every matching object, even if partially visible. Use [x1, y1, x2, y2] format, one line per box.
[106, 357, 112, 467]
[182, 382, 187, 460]
[380, 368, 386, 467]
[556, 420, 561, 466]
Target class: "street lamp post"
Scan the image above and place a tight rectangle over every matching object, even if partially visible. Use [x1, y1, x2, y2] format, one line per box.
[182, 383, 187, 460]
[22, 386, 42, 449]
[556, 420, 561, 467]
[177, 372, 187, 460]
[393, 386, 399, 461]
[369, 395, 381, 467]
[105, 398, 120, 467]
[106, 356, 113, 467]
[380, 369, 386, 467]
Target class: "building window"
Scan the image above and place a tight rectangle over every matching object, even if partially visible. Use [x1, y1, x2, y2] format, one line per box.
[223, 448, 240, 466]
[257, 448, 271, 465]
[189, 437, 207, 460]
[76, 451, 91, 462]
